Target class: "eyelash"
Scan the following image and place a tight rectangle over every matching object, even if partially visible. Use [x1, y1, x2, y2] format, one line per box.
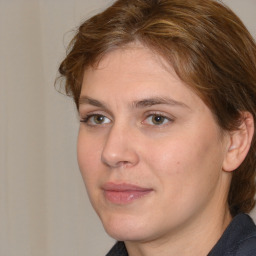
[80, 112, 174, 127]
[143, 112, 174, 126]
[80, 113, 111, 126]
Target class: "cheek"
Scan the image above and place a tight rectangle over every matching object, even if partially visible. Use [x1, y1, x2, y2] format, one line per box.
[143, 128, 223, 187]
[77, 132, 107, 214]
[143, 137, 198, 175]
[142, 133, 224, 221]
[77, 130, 102, 185]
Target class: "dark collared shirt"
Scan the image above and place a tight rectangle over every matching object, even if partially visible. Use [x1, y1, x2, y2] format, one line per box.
[106, 214, 256, 256]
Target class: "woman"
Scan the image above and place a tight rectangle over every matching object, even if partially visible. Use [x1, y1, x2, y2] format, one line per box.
[58, 0, 256, 255]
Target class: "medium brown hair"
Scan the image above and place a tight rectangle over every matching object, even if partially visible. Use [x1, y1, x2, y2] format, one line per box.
[58, 0, 256, 216]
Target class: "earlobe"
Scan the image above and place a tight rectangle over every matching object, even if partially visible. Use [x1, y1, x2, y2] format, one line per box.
[222, 112, 254, 172]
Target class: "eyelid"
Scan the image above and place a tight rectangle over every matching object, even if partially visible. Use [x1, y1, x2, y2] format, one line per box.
[79, 108, 110, 119]
[79, 105, 112, 117]
[79, 110, 175, 127]
[142, 111, 175, 126]
[80, 112, 112, 126]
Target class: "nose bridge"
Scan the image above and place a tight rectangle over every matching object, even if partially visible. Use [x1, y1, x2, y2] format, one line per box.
[101, 120, 139, 168]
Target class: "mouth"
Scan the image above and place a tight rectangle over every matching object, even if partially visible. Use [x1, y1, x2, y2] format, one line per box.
[102, 183, 153, 205]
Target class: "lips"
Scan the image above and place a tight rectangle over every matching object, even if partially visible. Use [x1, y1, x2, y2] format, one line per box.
[102, 183, 153, 205]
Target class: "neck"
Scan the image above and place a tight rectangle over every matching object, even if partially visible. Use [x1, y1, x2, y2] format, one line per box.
[125, 206, 232, 256]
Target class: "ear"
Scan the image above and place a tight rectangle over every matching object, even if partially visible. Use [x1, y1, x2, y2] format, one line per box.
[222, 112, 254, 172]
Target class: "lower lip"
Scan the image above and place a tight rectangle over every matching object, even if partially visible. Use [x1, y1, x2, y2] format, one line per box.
[104, 190, 152, 204]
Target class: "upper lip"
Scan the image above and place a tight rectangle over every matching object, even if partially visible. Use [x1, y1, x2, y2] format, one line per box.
[102, 182, 152, 192]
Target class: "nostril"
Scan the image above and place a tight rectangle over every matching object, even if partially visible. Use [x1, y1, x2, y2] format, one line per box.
[101, 125, 140, 168]
[101, 158, 132, 168]
[101, 149, 139, 168]
[119, 161, 132, 168]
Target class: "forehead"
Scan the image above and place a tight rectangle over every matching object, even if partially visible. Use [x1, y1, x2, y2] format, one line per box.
[81, 44, 204, 110]
[88, 43, 174, 78]
[83, 44, 179, 89]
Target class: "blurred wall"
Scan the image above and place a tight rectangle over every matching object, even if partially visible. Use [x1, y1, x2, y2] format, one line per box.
[0, 0, 255, 255]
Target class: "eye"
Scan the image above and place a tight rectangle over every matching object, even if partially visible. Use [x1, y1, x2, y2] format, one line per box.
[144, 114, 172, 126]
[81, 114, 111, 126]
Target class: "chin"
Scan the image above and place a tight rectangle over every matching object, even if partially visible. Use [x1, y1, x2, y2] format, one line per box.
[100, 213, 152, 241]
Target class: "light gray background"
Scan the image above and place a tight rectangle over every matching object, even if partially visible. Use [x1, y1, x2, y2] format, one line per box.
[0, 0, 255, 255]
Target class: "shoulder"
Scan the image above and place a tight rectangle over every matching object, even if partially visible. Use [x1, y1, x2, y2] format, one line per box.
[209, 214, 256, 256]
[234, 232, 256, 256]
[227, 214, 256, 256]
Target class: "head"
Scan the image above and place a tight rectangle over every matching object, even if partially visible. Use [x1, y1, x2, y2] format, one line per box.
[59, 0, 256, 231]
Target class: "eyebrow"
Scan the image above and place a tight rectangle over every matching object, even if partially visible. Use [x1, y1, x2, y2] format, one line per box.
[133, 97, 190, 109]
[79, 96, 106, 108]
[79, 96, 190, 109]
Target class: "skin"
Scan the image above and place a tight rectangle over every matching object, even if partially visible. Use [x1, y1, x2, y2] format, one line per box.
[77, 44, 234, 256]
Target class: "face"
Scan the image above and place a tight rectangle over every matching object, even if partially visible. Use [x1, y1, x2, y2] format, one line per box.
[77, 44, 231, 243]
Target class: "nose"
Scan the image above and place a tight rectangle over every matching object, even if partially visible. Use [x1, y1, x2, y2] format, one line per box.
[101, 123, 139, 168]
